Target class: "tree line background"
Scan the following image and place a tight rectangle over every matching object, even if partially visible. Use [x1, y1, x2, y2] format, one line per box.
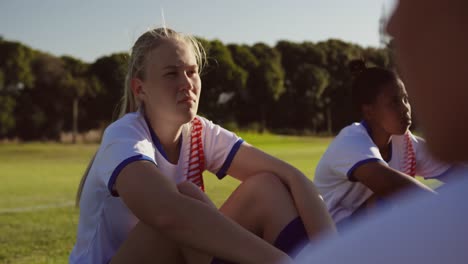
[0, 35, 393, 142]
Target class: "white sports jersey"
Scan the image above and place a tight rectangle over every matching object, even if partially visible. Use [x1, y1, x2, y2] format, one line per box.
[296, 174, 468, 264]
[314, 122, 450, 223]
[69, 110, 243, 264]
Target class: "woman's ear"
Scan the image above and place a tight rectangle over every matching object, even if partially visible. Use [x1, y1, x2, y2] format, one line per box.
[130, 78, 145, 101]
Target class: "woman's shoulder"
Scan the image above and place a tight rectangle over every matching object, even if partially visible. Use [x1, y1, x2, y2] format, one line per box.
[318, 123, 375, 162]
[102, 112, 150, 143]
[332, 122, 373, 146]
[339, 122, 368, 135]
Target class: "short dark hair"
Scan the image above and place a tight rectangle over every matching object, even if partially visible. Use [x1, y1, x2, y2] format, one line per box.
[349, 59, 399, 113]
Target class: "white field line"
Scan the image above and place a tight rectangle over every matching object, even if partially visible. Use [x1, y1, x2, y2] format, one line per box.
[0, 201, 75, 214]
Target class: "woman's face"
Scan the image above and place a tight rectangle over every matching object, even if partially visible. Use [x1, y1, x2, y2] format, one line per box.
[387, 0, 468, 162]
[137, 38, 201, 125]
[365, 80, 411, 136]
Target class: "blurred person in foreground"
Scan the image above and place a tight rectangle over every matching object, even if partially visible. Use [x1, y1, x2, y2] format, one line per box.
[297, 0, 468, 263]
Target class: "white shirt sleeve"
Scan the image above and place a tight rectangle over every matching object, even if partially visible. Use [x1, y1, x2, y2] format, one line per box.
[198, 116, 243, 179]
[97, 123, 156, 196]
[412, 134, 451, 179]
[327, 128, 385, 182]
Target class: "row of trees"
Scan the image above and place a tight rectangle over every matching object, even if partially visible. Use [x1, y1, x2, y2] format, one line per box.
[0, 36, 393, 141]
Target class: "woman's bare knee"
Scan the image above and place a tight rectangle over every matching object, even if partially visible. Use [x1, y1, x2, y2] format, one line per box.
[237, 172, 291, 205]
[220, 172, 298, 242]
[246, 172, 284, 191]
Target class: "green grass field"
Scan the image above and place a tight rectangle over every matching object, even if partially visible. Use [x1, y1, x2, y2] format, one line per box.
[0, 133, 332, 263]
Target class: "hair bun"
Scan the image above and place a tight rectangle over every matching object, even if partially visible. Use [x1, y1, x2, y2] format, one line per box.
[349, 59, 367, 77]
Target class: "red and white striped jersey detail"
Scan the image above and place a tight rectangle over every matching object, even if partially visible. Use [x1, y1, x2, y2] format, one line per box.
[402, 131, 416, 177]
[186, 117, 205, 191]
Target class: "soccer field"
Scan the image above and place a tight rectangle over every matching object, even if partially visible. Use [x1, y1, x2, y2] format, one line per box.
[0, 133, 332, 263]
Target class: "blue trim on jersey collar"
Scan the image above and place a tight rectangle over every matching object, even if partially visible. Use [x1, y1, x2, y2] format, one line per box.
[360, 120, 393, 162]
[360, 120, 372, 136]
[387, 142, 393, 162]
[144, 114, 182, 163]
